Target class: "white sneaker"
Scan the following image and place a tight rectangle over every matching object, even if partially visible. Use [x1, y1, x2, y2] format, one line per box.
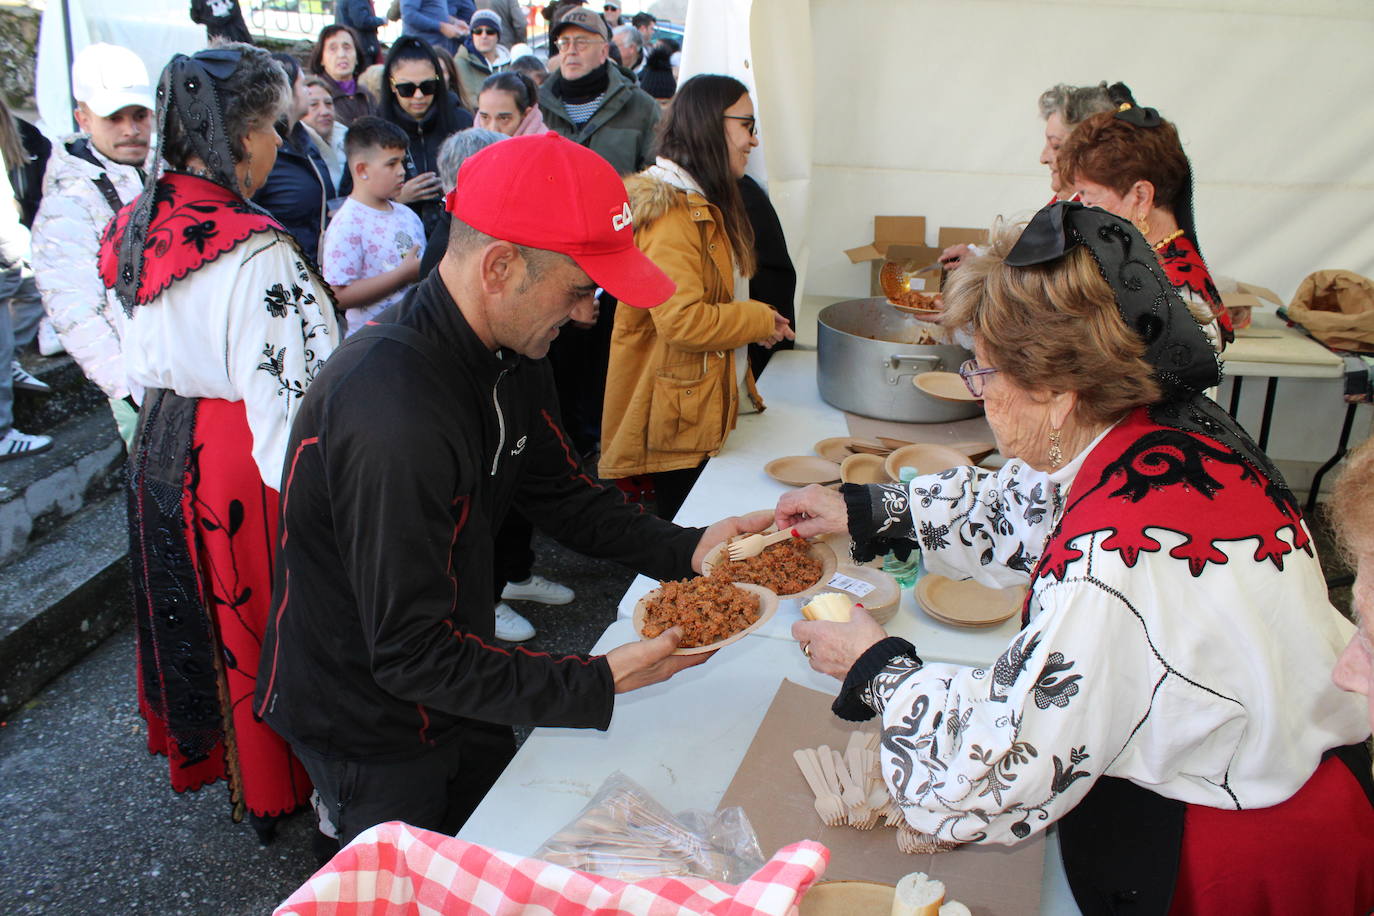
[494, 602, 536, 641]
[37, 319, 64, 356]
[501, 574, 574, 606]
[11, 361, 50, 394]
[0, 428, 53, 460]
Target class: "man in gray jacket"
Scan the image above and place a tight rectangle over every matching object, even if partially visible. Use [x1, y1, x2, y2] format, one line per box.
[32, 43, 152, 447]
[538, 7, 658, 177]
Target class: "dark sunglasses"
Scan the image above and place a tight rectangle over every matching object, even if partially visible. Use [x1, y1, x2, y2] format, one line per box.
[472, 27, 499, 36]
[393, 78, 441, 98]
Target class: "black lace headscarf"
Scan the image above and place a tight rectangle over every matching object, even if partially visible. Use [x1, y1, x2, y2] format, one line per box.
[113, 45, 287, 314]
[1006, 202, 1296, 510]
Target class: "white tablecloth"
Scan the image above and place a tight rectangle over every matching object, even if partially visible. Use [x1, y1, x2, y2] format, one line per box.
[458, 350, 1080, 913]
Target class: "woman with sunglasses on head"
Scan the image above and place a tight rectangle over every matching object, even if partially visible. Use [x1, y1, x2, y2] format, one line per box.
[777, 204, 1374, 913]
[376, 37, 473, 238]
[453, 10, 511, 111]
[97, 45, 342, 840]
[600, 75, 794, 520]
[307, 24, 374, 127]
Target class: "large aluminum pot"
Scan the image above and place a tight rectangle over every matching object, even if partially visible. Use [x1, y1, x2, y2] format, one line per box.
[817, 298, 983, 423]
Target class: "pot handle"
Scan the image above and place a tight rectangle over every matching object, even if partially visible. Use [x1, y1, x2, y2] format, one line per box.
[884, 353, 941, 384]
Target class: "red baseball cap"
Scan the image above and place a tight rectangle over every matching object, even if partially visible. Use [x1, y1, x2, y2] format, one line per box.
[446, 133, 674, 309]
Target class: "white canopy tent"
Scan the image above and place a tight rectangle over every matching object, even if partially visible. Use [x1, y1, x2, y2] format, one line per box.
[681, 0, 1374, 306]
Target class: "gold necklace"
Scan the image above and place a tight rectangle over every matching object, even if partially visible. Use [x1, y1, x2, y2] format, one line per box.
[1152, 229, 1185, 251]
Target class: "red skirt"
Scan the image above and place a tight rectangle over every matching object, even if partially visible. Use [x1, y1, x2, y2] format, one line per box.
[1171, 753, 1374, 914]
[132, 396, 310, 819]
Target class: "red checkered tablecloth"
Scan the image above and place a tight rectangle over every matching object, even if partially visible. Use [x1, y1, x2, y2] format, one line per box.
[275, 821, 830, 915]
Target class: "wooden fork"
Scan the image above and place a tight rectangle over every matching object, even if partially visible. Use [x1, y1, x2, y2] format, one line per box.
[726, 527, 799, 561]
[793, 748, 845, 827]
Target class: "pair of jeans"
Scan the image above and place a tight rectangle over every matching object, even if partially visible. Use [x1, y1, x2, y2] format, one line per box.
[0, 265, 44, 435]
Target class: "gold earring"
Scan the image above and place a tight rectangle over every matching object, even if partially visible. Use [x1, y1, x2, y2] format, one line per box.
[1133, 215, 1150, 238]
[1048, 427, 1063, 469]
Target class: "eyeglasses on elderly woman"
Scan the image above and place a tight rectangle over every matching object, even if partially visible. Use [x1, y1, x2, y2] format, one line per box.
[958, 358, 998, 397]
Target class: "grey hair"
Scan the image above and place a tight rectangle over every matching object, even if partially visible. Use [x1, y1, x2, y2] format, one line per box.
[162, 44, 290, 169]
[612, 23, 643, 49]
[447, 217, 573, 284]
[436, 128, 507, 192]
[1037, 82, 1115, 128]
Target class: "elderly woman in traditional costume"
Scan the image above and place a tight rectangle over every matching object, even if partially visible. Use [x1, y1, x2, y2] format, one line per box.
[1332, 438, 1374, 736]
[98, 45, 342, 839]
[780, 203, 1374, 913]
[1057, 89, 1236, 342]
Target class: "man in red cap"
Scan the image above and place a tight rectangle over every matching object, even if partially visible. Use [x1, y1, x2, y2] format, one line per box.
[256, 134, 770, 852]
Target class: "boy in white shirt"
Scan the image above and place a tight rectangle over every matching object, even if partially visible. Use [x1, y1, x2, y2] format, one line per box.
[321, 117, 424, 334]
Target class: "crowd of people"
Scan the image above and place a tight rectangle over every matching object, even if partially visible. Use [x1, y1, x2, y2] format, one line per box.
[1, 2, 1369, 912]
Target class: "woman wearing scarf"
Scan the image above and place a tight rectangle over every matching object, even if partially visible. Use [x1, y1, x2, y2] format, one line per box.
[97, 45, 342, 840]
[1057, 88, 1237, 342]
[307, 24, 374, 127]
[376, 37, 474, 240]
[599, 75, 793, 520]
[781, 203, 1374, 913]
[475, 72, 548, 138]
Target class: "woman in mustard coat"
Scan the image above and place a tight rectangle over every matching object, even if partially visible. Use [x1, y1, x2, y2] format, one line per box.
[599, 75, 793, 519]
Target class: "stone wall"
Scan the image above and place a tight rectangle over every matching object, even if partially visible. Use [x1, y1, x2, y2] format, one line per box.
[0, 3, 39, 111]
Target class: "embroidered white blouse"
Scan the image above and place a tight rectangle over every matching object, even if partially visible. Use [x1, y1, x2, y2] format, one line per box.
[862, 439, 1365, 845]
[122, 229, 341, 488]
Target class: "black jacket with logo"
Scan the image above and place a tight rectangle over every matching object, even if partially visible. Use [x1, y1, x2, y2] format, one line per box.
[256, 271, 702, 760]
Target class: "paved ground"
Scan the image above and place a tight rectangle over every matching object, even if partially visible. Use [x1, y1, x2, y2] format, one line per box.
[0, 533, 635, 916]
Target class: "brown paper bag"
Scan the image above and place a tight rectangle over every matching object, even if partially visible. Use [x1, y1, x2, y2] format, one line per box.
[1287, 269, 1374, 352]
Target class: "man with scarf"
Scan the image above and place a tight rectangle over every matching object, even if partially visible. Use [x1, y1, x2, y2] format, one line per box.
[538, 7, 658, 177]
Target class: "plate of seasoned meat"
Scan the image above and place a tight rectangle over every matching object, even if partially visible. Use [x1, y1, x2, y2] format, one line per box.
[702, 535, 837, 600]
[633, 578, 779, 655]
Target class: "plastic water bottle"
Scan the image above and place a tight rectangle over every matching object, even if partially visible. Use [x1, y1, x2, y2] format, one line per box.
[882, 467, 923, 588]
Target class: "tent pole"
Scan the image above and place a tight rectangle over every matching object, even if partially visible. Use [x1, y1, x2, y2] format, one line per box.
[61, 0, 77, 120]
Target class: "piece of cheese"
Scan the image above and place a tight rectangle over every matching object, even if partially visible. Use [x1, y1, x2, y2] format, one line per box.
[890, 871, 945, 916]
[802, 592, 853, 622]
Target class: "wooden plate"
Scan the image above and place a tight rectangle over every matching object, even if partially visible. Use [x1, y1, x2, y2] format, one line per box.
[800, 881, 896, 915]
[846, 438, 893, 456]
[877, 436, 914, 450]
[814, 564, 901, 625]
[840, 452, 891, 484]
[813, 436, 857, 463]
[632, 582, 779, 655]
[913, 371, 978, 402]
[764, 455, 841, 487]
[885, 299, 944, 319]
[884, 443, 972, 481]
[915, 574, 1025, 628]
[702, 537, 838, 600]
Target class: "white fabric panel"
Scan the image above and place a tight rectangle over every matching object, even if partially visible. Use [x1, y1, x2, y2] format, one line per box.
[37, 0, 204, 138]
[791, 0, 1374, 303]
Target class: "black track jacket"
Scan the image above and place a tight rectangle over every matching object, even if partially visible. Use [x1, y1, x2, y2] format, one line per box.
[255, 271, 703, 760]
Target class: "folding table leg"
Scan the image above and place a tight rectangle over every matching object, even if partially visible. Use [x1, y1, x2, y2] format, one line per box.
[1305, 403, 1359, 516]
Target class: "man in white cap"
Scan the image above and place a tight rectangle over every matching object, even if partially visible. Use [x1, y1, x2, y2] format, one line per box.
[257, 133, 771, 850]
[32, 43, 154, 447]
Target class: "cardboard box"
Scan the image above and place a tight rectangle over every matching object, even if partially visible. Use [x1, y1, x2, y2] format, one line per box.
[719, 679, 1045, 914]
[845, 216, 988, 296]
[1219, 280, 1284, 333]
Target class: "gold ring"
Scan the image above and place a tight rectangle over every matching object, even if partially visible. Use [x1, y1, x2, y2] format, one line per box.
[802, 643, 812, 657]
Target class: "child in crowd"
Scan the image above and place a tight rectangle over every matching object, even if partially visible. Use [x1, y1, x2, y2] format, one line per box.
[321, 116, 424, 334]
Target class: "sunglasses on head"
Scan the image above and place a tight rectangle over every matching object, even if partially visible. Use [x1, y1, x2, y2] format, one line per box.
[472, 27, 499, 35]
[393, 78, 441, 98]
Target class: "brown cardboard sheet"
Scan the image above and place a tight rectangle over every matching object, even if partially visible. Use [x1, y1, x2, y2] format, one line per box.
[719, 679, 1045, 915]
